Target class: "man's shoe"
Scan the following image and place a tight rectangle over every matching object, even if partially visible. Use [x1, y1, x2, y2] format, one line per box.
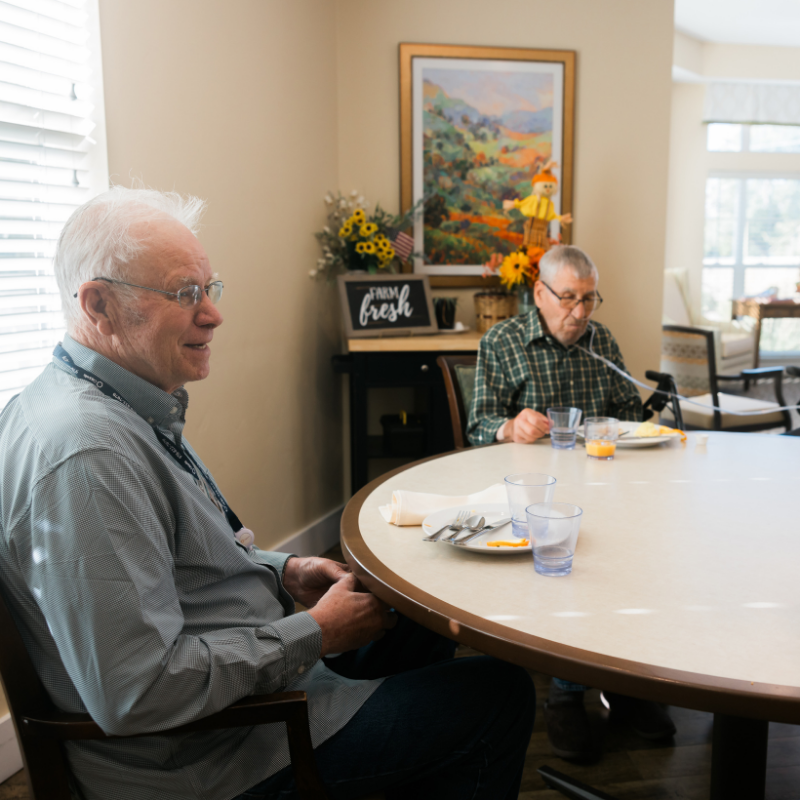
[544, 700, 594, 760]
[602, 692, 676, 740]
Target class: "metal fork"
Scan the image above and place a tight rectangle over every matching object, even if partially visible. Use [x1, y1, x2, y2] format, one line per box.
[451, 518, 512, 546]
[422, 510, 468, 542]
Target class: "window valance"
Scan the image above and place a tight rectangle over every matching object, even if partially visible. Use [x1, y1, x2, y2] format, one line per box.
[703, 82, 800, 126]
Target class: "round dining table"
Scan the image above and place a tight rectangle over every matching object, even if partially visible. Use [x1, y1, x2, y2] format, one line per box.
[340, 432, 800, 800]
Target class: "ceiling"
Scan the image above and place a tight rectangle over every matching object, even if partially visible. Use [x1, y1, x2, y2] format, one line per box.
[675, 0, 800, 47]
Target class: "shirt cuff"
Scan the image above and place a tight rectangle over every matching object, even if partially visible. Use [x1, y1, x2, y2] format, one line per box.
[495, 420, 509, 441]
[249, 548, 294, 575]
[256, 611, 323, 691]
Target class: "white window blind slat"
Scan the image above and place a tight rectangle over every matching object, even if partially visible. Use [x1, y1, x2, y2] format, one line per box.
[0, 334, 64, 359]
[0, 344, 60, 373]
[0, 204, 78, 223]
[0, 21, 88, 62]
[0, 241, 57, 256]
[0, 178, 89, 204]
[0, 160, 90, 187]
[2, 0, 87, 28]
[0, 1, 87, 44]
[0, 81, 94, 117]
[0, 219, 66, 237]
[0, 139, 89, 169]
[0, 308, 65, 329]
[1, 59, 84, 96]
[0, 364, 52, 391]
[0, 120, 89, 149]
[0, 0, 107, 410]
[0, 42, 89, 81]
[0, 100, 95, 136]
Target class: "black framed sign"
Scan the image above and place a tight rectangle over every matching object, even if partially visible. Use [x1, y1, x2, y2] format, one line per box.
[337, 273, 437, 338]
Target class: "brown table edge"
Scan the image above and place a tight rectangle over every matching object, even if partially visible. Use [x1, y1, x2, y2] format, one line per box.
[340, 447, 800, 725]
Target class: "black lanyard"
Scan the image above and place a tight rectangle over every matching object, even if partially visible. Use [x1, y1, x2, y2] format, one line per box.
[53, 344, 244, 535]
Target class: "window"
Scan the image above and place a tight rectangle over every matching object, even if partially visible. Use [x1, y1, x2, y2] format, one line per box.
[707, 123, 800, 154]
[703, 176, 800, 353]
[0, 0, 108, 410]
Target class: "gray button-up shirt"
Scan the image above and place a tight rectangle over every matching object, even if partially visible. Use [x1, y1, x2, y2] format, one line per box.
[0, 335, 381, 800]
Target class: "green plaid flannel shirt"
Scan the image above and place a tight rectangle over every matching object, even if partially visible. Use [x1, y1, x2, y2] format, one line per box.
[467, 312, 643, 446]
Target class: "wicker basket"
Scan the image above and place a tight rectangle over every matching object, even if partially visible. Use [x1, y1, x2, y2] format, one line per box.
[474, 291, 517, 333]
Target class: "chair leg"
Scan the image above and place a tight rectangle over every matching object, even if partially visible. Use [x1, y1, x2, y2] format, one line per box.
[284, 704, 330, 800]
[538, 765, 620, 800]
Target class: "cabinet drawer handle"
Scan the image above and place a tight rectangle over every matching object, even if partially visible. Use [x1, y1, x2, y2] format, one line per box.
[420, 364, 429, 372]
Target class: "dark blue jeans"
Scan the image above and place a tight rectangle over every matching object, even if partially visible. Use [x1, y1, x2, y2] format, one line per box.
[235, 614, 535, 800]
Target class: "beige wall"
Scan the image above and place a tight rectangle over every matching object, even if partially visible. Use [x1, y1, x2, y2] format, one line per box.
[666, 36, 800, 320]
[336, 0, 675, 384]
[98, 0, 343, 550]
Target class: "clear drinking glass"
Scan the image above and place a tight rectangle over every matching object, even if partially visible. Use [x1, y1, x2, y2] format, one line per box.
[504, 473, 556, 539]
[526, 502, 583, 576]
[584, 417, 619, 460]
[546, 407, 582, 450]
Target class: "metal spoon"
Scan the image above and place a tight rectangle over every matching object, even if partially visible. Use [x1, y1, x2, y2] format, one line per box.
[440, 514, 485, 542]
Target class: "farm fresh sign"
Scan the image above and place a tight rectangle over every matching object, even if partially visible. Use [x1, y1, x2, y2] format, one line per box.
[338, 274, 437, 338]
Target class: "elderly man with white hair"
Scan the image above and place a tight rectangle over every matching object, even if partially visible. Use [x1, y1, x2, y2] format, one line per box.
[0, 187, 535, 800]
[467, 244, 676, 760]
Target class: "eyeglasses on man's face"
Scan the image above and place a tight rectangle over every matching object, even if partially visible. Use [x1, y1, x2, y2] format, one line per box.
[74, 277, 224, 307]
[540, 280, 603, 313]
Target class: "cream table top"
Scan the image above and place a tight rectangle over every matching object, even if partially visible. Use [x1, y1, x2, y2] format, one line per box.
[341, 433, 800, 723]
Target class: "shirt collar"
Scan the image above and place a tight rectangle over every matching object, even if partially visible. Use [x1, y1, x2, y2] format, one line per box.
[523, 309, 593, 351]
[55, 334, 188, 437]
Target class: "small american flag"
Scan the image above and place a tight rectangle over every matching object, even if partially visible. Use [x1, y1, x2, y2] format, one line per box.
[392, 231, 415, 262]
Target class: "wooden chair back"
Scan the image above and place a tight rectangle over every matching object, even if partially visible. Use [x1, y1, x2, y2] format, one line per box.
[437, 355, 477, 449]
[0, 584, 329, 800]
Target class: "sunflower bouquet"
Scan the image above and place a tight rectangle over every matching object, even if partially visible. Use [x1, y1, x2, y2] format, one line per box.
[312, 191, 422, 280]
[482, 246, 544, 290]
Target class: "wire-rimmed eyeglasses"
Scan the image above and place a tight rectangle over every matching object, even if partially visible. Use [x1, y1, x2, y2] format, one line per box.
[74, 277, 224, 307]
[540, 280, 603, 313]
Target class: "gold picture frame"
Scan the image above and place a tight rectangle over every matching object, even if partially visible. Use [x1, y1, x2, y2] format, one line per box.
[400, 43, 576, 287]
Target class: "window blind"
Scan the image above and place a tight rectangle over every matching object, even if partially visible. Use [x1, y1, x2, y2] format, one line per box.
[0, 0, 107, 410]
[704, 82, 800, 127]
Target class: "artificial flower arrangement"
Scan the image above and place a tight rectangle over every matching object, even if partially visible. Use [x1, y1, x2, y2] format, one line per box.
[482, 246, 545, 290]
[312, 191, 421, 280]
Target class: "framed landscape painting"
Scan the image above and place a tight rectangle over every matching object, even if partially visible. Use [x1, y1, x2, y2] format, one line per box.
[400, 43, 575, 286]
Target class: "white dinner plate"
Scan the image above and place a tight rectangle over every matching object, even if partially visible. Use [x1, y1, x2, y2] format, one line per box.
[614, 420, 683, 447]
[421, 503, 531, 555]
[577, 420, 681, 448]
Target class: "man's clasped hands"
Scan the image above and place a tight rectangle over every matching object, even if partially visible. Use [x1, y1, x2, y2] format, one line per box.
[282, 557, 398, 656]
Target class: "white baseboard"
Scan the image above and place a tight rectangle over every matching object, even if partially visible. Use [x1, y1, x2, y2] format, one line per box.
[0, 713, 22, 784]
[272, 505, 344, 557]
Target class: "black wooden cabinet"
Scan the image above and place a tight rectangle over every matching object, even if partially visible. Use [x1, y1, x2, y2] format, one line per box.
[333, 338, 480, 494]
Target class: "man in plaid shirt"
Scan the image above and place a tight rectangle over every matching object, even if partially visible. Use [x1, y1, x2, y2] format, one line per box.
[467, 245, 675, 760]
[467, 246, 642, 446]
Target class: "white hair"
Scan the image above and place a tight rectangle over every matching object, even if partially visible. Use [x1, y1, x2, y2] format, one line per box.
[539, 245, 598, 284]
[54, 186, 207, 330]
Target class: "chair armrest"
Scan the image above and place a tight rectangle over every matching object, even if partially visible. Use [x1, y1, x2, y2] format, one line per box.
[21, 691, 309, 741]
[717, 367, 784, 380]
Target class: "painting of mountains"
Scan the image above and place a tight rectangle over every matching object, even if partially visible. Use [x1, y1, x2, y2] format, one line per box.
[417, 63, 564, 268]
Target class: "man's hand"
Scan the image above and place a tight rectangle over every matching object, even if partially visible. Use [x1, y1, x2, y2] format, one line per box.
[501, 409, 551, 443]
[282, 557, 358, 608]
[307, 575, 397, 656]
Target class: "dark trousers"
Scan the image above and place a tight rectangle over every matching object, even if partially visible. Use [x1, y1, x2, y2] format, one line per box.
[235, 614, 536, 800]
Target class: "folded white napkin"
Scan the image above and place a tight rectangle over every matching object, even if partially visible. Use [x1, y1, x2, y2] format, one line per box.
[379, 483, 507, 526]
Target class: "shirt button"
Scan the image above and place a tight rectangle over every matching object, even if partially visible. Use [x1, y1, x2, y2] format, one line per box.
[297, 665, 306, 675]
[147, 417, 154, 424]
[170, 407, 178, 414]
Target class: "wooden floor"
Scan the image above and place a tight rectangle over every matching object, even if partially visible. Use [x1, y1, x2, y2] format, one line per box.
[4, 539, 800, 799]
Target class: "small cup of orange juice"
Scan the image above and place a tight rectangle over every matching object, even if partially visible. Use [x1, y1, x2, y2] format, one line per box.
[584, 417, 619, 460]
